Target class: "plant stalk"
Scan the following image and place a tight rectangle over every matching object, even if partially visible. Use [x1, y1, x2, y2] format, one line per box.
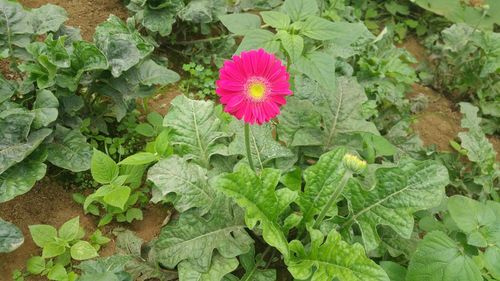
[244, 123, 256, 171]
[313, 171, 353, 229]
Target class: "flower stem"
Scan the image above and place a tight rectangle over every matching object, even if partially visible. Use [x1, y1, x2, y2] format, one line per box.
[244, 123, 256, 171]
[313, 171, 353, 229]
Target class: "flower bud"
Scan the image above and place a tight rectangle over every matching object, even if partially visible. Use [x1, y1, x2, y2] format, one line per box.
[343, 154, 367, 174]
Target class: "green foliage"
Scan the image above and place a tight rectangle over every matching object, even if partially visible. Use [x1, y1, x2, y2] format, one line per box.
[179, 62, 217, 99]
[0, 219, 24, 253]
[23, 216, 109, 281]
[425, 24, 500, 133]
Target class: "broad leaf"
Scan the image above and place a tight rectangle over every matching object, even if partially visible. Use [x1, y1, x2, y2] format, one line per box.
[277, 30, 303, 62]
[91, 149, 119, 184]
[77, 255, 133, 281]
[0, 219, 23, 253]
[217, 165, 295, 257]
[178, 255, 238, 281]
[298, 147, 348, 225]
[134, 60, 180, 86]
[151, 198, 253, 272]
[0, 1, 33, 58]
[219, 13, 261, 35]
[406, 231, 482, 281]
[282, 0, 318, 22]
[30, 4, 67, 34]
[141, 0, 184, 36]
[32, 90, 59, 129]
[239, 245, 276, 281]
[277, 97, 322, 147]
[47, 126, 92, 172]
[261, 11, 290, 29]
[343, 159, 449, 251]
[294, 51, 336, 90]
[58, 216, 80, 242]
[0, 159, 46, 203]
[71, 241, 99, 260]
[236, 29, 279, 54]
[148, 156, 215, 214]
[301, 17, 367, 42]
[287, 228, 389, 281]
[163, 95, 228, 168]
[228, 121, 294, 170]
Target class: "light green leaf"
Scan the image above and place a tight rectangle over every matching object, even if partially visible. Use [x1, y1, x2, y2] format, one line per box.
[277, 97, 322, 147]
[298, 147, 348, 225]
[151, 198, 253, 272]
[30, 4, 67, 34]
[406, 231, 482, 281]
[287, 228, 389, 281]
[0, 1, 33, 57]
[71, 241, 99, 260]
[236, 29, 279, 54]
[136, 60, 180, 86]
[277, 30, 303, 62]
[178, 255, 238, 281]
[47, 263, 67, 281]
[380, 261, 406, 281]
[343, 159, 449, 251]
[282, 0, 318, 21]
[47, 127, 92, 172]
[72, 41, 109, 72]
[261, 11, 290, 29]
[485, 246, 500, 279]
[219, 13, 261, 35]
[0, 159, 46, 203]
[91, 149, 119, 184]
[29, 224, 57, 248]
[301, 17, 367, 42]
[239, 245, 276, 281]
[163, 95, 229, 168]
[294, 51, 335, 90]
[103, 185, 131, 210]
[217, 165, 293, 257]
[26, 256, 45, 274]
[77, 255, 132, 281]
[178, 0, 226, 24]
[58, 216, 80, 242]
[228, 121, 294, 170]
[42, 241, 66, 258]
[142, 1, 184, 36]
[148, 156, 215, 214]
[119, 152, 158, 166]
[32, 89, 59, 129]
[0, 219, 24, 253]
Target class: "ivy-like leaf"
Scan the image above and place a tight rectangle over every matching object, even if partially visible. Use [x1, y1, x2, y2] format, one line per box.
[148, 156, 215, 214]
[217, 165, 295, 257]
[298, 147, 347, 225]
[287, 228, 389, 281]
[151, 198, 253, 272]
[342, 159, 449, 251]
[163, 95, 229, 168]
[228, 121, 293, 170]
[406, 231, 482, 281]
[0, 219, 24, 253]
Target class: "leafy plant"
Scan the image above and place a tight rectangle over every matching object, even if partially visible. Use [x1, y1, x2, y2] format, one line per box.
[425, 23, 500, 133]
[0, 219, 23, 253]
[18, 216, 109, 281]
[179, 62, 217, 99]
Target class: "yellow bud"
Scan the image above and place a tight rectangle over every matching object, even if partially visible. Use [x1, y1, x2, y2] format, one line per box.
[342, 154, 367, 174]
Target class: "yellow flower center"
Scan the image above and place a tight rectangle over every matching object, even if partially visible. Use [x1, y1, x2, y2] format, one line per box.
[248, 82, 266, 100]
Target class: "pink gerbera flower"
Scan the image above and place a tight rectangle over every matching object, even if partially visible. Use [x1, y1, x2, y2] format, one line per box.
[216, 49, 292, 125]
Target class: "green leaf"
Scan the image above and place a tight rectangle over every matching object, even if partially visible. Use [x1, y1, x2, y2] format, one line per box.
[141, 1, 184, 36]
[261, 11, 290, 29]
[126, 208, 143, 223]
[298, 147, 348, 225]
[151, 198, 253, 271]
[239, 246, 276, 281]
[72, 41, 108, 72]
[47, 126, 92, 172]
[47, 263, 67, 281]
[217, 165, 294, 257]
[458, 103, 497, 174]
[406, 231, 482, 281]
[343, 159, 449, 251]
[77, 255, 132, 281]
[91, 149, 119, 184]
[236, 29, 279, 54]
[26, 256, 45, 274]
[287, 228, 389, 281]
[148, 156, 215, 214]
[29, 224, 57, 248]
[301, 17, 367, 42]
[294, 51, 336, 90]
[0, 1, 33, 58]
[219, 13, 261, 35]
[58, 216, 80, 242]
[178, 255, 238, 281]
[277, 31, 303, 62]
[71, 241, 99, 260]
[119, 152, 158, 166]
[228, 121, 294, 170]
[380, 261, 406, 281]
[102, 185, 131, 210]
[135, 123, 155, 137]
[485, 246, 500, 279]
[32, 90, 59, 129]
[282, 0, 318, 21]
[163, 95, 229, 168]
[136, 60, 180, 86]
[447, 195, 500, 247]
[277, 97, 322, 147]
[0, 159, 46, 203]
[30, 4, 67, 34]
[42, 241, 66, 258]
[0, 219, 23, 253]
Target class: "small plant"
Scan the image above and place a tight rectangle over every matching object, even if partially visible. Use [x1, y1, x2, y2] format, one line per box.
[16, 217, 109, 281]
[75, 129, 173, 226]
[179, 62, 217, 99]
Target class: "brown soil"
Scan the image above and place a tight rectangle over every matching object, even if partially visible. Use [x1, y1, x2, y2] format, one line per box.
[18, 0, 128, 41]
[410, 84, 462, 152]
[0, 179, 169, 280]
[142, 86, 182, 116]
[401, 36, 429, 65]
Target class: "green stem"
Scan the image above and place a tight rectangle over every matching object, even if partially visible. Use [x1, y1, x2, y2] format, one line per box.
[313, 171, 353, 229]
[244, 123, 256, 171]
